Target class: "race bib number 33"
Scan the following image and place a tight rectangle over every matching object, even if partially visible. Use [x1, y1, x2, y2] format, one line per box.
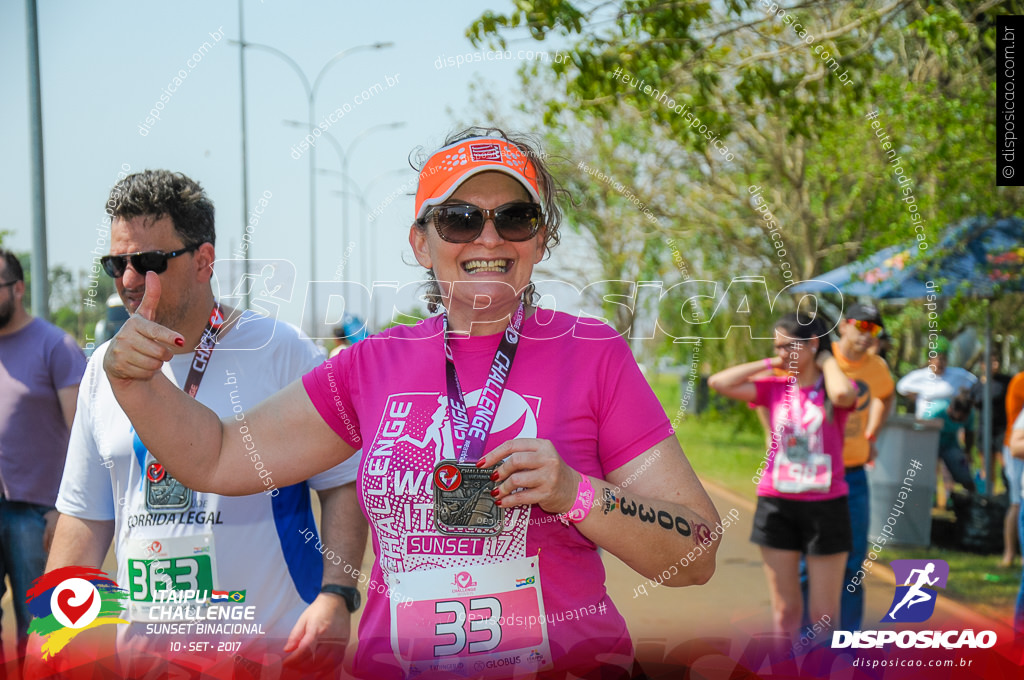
[389, 556, 552, 676]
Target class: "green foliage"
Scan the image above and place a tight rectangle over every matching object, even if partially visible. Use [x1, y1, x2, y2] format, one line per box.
[17, 252, 113, 344]
[649, 373, 764, 500]
[380, 305, 431, 331]
[466, 0, 1024, 369]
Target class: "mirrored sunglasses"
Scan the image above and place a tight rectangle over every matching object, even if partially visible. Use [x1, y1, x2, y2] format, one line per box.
[847, 318, 882, 337]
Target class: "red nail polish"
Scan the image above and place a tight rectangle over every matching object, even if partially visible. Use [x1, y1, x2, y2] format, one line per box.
[494, 498, 502, 507]
[475, 459, 487, 468]
[489, 471, 500, 482]
[490, 488, 500, 497]
[174, 338, 184, 347]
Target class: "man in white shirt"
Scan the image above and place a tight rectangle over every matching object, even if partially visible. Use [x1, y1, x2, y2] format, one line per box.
[29, 170, 367, 679]
[896, 337, 977, 492]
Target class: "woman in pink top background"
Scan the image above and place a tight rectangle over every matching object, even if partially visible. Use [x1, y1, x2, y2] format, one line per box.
[709, 312, 856, 642]
[102, 128, 723, 678]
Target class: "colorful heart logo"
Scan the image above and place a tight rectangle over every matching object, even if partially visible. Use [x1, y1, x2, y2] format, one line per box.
[56, 588, 95, 625]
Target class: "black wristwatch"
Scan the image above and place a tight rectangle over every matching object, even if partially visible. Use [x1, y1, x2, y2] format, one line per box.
[320, 584, 361, 613]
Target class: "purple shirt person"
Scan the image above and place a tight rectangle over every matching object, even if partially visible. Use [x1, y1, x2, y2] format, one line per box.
[0, 249, 85, 665]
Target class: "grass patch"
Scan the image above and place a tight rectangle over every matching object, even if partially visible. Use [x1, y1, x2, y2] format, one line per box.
[649, 373, 763, 500]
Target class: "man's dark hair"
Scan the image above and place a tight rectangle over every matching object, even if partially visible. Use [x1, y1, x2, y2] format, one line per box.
[0, 249, 24, 283]
[106, 170, 215, 247]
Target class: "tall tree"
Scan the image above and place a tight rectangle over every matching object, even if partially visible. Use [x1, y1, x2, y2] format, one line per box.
[468, 0, 1024, 361]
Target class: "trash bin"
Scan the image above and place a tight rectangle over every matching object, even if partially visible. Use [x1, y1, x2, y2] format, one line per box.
[866, 415, 942, 548]
[678, 372, 709, 415]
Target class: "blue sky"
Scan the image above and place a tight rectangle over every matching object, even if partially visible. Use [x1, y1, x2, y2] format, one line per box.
[1, 0, 571, 333]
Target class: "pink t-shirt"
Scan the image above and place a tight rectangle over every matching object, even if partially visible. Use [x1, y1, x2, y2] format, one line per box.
[753, 376, 851, 501]
[303, 309, 672, 678]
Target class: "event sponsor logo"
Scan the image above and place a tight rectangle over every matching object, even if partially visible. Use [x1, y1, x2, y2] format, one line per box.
[434, 463, 462, 491]
[885, 559, 948, 623]
[470, 143, 503, 162]
[451, 571, 478, 594]
[26, 567, 129, 658]
[832, 559, 996, 649]
[832, 629, 996, 650]
[146, 462, 166, 483]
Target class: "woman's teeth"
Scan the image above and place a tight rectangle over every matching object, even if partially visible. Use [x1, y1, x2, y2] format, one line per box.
[463, 259, 509, 273]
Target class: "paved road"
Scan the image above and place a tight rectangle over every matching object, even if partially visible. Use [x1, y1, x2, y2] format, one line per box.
[605, 481, 1014, 662]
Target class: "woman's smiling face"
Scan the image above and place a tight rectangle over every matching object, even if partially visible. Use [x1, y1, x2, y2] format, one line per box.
[410, 171, 545, 325]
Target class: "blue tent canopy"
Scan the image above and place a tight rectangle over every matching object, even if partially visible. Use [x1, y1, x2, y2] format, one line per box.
[791, 216, 1024, 300]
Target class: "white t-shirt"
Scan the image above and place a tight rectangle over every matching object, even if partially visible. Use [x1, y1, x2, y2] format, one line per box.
[896, 365, 977, 419]
[57, 312, 359, 664]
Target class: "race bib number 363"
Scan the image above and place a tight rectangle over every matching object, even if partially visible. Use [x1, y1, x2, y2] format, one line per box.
[124, 535, 217, 602]
[128, 555, 213, 601]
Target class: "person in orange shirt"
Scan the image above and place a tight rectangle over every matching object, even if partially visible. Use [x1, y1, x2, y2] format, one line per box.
[1003, 371, 1024, 567]
[828, 303, 895, 630]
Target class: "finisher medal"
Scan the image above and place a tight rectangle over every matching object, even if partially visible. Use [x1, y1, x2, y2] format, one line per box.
[433, 462, 502, 536]
[145, 459, 193, 512]
[433, 303, 526, 537]
[140, 303, 224, 515]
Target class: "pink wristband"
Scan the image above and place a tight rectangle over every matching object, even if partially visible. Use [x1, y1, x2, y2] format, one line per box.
[559, 475, 595, 525]
[763, 358, 773, 370]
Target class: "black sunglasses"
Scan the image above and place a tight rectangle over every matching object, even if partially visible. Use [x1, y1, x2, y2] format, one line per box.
[424, 202, 542, 243]
[100, 243, 203, 278]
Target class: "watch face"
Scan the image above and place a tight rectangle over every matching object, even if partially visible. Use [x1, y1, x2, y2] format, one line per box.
[351, 590, 361, 612]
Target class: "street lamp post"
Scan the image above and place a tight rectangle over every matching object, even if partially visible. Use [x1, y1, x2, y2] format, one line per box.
[282, 120, 406, 285]
[340, 122, 406, 273]
[230, 39, 393, 336]
[331, 168, 415, 330]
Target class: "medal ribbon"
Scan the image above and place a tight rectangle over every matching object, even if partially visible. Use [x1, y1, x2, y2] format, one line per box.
[442, 303, 525, 464]
[183, 303, 226, 398]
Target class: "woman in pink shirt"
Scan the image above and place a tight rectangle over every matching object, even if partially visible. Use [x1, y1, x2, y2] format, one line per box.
[709, 312, 856, 641]
[102, 128, 722, 679]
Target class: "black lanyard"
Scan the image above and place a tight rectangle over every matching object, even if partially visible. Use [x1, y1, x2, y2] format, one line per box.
[182, 303, 225, 398]
[442, 303, 525, 464]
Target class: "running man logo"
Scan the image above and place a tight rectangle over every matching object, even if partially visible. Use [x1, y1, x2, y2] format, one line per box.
[26, 566, 129, 658]
[884, 559, 949, 623]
